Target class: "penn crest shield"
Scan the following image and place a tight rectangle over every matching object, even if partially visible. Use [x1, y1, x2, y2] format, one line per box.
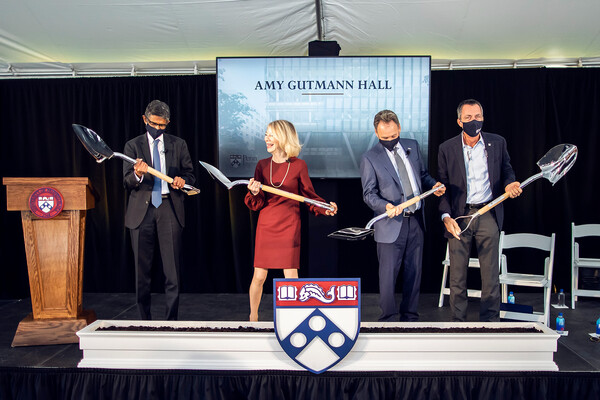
[38, 196, 54, 213]
[273, 278, 360, 374]
[28, 187, 64, 219]
[229, 154, 242, 168]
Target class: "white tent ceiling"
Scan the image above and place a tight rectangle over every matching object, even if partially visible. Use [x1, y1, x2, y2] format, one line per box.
[1, 0, 600, 77]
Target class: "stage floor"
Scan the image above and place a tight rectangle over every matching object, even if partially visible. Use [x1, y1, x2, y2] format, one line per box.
[0, 293, 599, 371]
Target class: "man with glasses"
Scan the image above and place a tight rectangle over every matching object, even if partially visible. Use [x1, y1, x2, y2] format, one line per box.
[438, 99, 521, 322]
[123, 100, 195, 320]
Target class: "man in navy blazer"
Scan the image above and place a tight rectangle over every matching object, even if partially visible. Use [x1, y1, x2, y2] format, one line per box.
[123, 100, 195, 320]
[438, 99, 521, 322]
[361, 110, 445, 321]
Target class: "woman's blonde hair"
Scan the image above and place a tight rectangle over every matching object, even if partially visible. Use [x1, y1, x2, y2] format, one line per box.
[268, 120, 302, 157]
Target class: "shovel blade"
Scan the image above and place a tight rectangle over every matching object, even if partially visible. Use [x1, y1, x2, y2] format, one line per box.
[328, 227, 374, 241]
[199, 161, 234, 188]
[72, 124, 114, 162]
[537, 143, 577, 185]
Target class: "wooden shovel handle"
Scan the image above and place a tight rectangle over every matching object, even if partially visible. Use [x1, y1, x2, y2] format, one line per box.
[400, 195, 422, 209]
[476, 192, 510, 216]
[261, 185, 309, 203]
[146, 166, 174, 184]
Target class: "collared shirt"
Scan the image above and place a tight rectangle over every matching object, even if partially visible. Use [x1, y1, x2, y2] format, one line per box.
[462, 135, 492, 204]
[384, 143, 421, 210]
[136, 133, 169, 195]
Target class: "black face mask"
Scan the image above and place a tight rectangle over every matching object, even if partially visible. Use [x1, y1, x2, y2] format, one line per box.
[379, 136, 400, 152]
[462, 120, 483, 137]
[146, 124, 166, 140]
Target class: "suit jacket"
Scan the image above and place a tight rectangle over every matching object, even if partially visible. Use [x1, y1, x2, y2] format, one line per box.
[437, 132, 516, 238]
[123, 133, 195, 229]
[360, 139, 437, 243]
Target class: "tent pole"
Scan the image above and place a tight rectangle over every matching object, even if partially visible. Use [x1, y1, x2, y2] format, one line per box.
[315, 0, 324, 40]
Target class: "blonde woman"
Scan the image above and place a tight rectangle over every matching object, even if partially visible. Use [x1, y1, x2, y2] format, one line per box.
[245, 120, 338, 321]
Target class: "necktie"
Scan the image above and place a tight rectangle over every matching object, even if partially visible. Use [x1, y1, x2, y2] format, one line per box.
[393, 149, 417, 212]
[151, 139, 162, 208]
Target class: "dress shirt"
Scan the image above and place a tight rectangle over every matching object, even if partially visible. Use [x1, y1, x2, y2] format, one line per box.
[462, 135, 492, 204]
[441, 134, 493, 222]
[384, 143, 421, 210]
[135, 133, 169, 195]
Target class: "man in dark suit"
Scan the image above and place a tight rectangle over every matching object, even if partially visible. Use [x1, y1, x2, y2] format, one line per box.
[123, 100, 195, 320]
[361, 110, 445, 322]
[438, 99, 522, 322]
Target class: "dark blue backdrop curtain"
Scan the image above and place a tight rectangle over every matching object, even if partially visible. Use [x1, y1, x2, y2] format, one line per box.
[0, 68, 598, 299]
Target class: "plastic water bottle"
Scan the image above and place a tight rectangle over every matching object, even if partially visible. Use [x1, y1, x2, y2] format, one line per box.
[596, 317, 600, 335]
[508, 291, 515, 304]
[556, 313, 565, 332]
[557, 289, 566, 307]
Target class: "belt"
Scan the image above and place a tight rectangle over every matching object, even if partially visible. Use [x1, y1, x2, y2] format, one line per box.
[466, 202, 488, 209]
[403, 210, 415, 217]
[161, 194, 169, 199]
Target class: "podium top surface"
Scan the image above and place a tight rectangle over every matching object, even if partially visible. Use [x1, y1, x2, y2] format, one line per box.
[3, 177, 96, 211]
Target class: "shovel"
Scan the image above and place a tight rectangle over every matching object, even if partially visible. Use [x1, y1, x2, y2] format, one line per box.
[454, 143, 578, 235]
[199, 161, 335, 212]
[327, 184, 445, 241]
[72, 124, 200, 195]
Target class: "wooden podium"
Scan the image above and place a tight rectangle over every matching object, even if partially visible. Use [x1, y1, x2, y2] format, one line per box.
[3, 177, 97, 346]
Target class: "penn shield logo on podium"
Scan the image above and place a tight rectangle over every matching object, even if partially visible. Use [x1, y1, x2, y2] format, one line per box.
[273, 278, 360, 374]
[28, 187, 64, 219]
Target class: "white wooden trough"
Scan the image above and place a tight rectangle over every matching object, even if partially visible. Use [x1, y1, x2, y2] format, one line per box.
[77, 320, 559, 371]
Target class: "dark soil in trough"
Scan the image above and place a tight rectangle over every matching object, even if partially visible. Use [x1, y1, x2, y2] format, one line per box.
[97, 326, 541, 334]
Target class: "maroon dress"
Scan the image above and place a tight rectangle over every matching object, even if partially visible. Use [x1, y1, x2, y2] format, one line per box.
[244, 157, 327, 269]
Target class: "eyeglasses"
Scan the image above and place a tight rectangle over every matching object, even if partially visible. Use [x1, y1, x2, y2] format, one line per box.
[461, 115, 483, 122]
[147, 120, 168, 129]
[144, 115, 170, 129]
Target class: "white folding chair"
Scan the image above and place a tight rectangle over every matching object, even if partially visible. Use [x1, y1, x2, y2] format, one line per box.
[499, 232, 556, 325]
[438, 243, 483, 307]
[571, 223, 600, 309]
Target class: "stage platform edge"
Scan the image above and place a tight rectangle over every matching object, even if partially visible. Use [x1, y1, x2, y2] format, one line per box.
[77, 320, 559, 372]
